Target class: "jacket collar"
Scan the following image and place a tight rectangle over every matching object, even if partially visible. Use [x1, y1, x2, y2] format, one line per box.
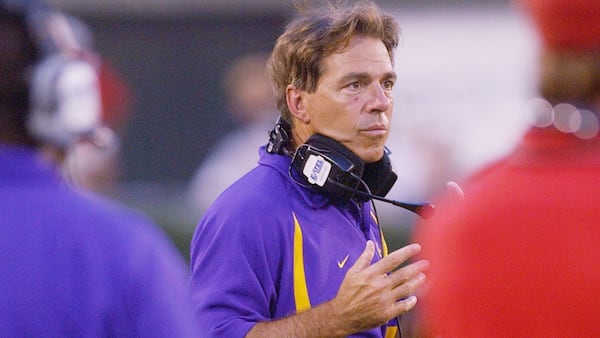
[0, 145, 62, 185]
[258, 145, 331, 209]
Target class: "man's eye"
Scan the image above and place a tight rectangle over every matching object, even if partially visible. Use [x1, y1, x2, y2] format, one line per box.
[383, 80, 394, 90]
[348, 81, 361, 89]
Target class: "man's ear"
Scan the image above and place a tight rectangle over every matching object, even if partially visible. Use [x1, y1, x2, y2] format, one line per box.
[286, 84, 310, 123]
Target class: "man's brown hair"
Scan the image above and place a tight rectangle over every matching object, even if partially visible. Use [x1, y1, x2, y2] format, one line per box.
[267, 0, 399, 125]
[0, 6, 39, 145]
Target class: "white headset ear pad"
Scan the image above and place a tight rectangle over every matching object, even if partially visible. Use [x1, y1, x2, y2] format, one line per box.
[27, 54, 101, 147]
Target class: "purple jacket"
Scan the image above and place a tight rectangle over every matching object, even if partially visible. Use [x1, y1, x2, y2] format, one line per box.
[0, 146, 198, 337]
[190, 146, 397, 337]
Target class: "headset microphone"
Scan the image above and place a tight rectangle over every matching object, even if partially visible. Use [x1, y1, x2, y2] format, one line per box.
[326, 178, 435, 219]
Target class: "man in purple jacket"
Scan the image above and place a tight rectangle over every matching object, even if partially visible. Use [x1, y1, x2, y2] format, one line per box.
[0, 1, 198, 336]
[189, 1, 430, 337]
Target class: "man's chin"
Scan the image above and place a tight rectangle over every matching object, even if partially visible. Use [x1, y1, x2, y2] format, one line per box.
[356, 147, 385, 163]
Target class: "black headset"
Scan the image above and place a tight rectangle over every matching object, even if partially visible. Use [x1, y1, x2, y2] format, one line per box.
[2, 0, 102, 147]
[267, 117, 434, 218]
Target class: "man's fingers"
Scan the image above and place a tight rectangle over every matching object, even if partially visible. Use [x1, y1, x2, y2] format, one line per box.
[390, 295, 418, 315]
[348, 240, 376, 272]
[447, 181, 465, 202]
[364, 243, 421, 276]
[390, 270, 427, 300]
[390, 259, 430, 285]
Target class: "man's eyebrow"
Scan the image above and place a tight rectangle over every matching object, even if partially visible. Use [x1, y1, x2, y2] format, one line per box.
[385, 71, 398, 81]
[338, 71, 397, 84]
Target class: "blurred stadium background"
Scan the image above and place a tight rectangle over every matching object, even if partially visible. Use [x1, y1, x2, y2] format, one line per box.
[47, 0, 538, 259]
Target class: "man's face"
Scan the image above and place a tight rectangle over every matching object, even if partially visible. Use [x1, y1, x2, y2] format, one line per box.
[302, 35, 396, 163]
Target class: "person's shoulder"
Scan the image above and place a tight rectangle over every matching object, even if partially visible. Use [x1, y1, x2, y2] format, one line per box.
[79, 190, 155, 225]
[198, 165, 295, 234]
[69, 189, 174, 246]
[78, 190, 189, 269]
[218, 163, 292, 207]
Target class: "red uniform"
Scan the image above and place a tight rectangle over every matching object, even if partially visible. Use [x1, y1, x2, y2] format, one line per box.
[414, 127, 600, 337]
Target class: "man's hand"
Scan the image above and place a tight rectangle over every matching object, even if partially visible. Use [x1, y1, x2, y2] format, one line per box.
[327, 241, 429, 335]
[247, 241, 429, 337]
[446, 181, 465, 202]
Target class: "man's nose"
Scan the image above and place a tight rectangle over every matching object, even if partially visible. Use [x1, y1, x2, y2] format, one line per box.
[367, 83, 392, 112]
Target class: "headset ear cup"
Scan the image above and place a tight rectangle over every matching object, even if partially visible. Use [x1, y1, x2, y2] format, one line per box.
[13, 2, 103, 148]
[291, 134, 365, 204]
[29, 56, 62, 130]
[27, 55, 101, 147]
[362, 151, 398, 197]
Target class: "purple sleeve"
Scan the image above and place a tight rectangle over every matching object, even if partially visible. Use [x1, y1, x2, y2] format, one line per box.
[189, 197, 287, 337]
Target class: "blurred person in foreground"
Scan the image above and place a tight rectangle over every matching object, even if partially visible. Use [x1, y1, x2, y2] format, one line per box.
[413, 0, 600, 336]
[189, 1, 430, 337]
[0, 1, 198, 336]
[187, 52, 278, 216]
